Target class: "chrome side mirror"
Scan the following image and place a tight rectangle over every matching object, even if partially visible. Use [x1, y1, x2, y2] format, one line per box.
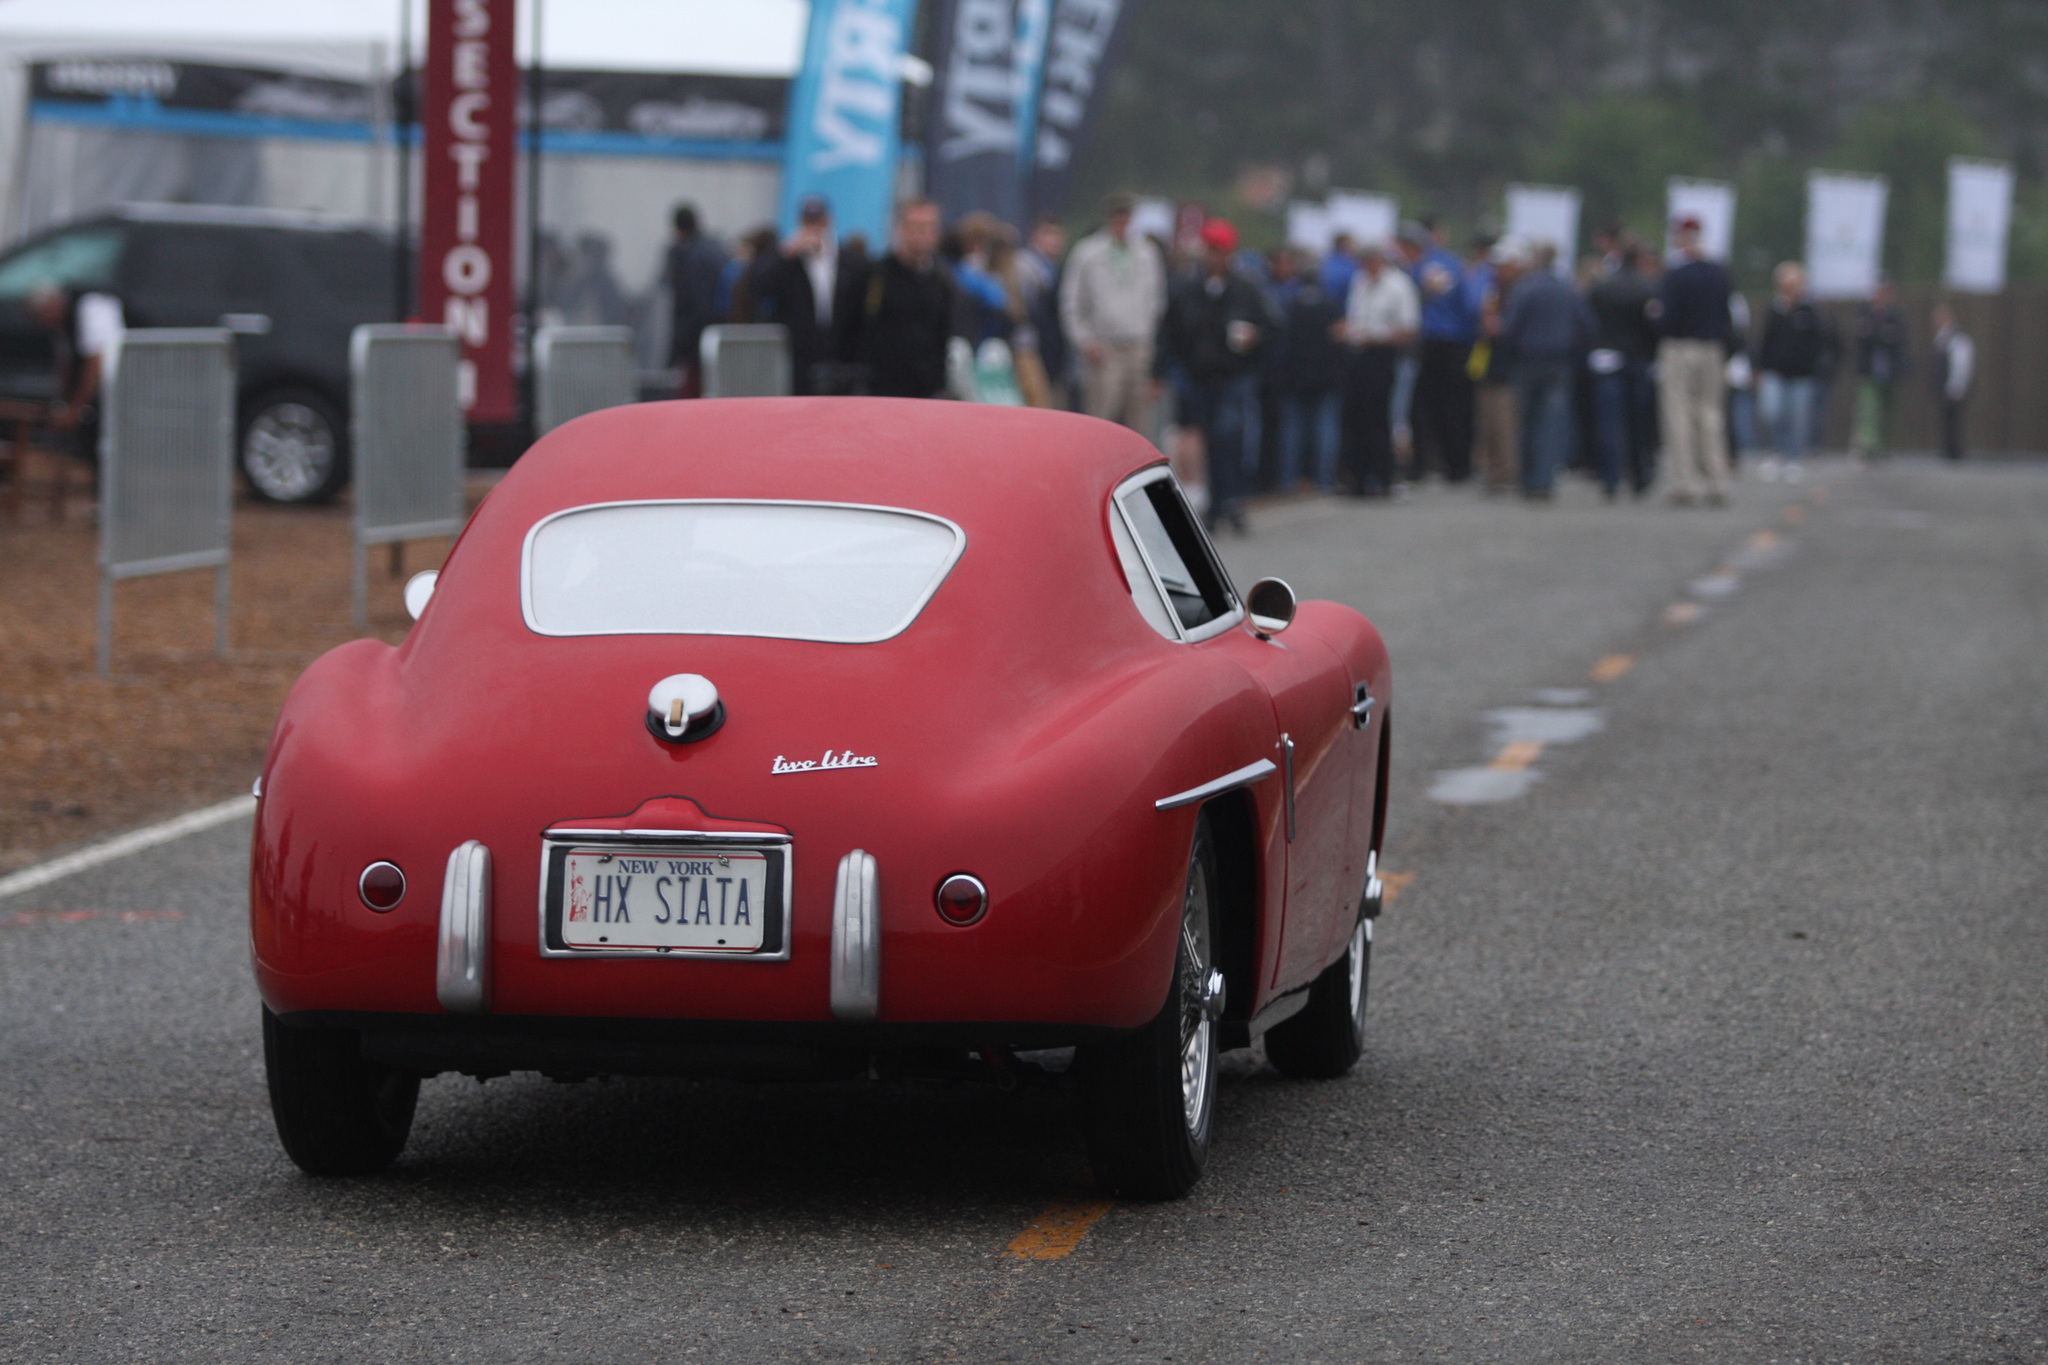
[403, 570, 439, 621]
[1245, 577, 1298, 636]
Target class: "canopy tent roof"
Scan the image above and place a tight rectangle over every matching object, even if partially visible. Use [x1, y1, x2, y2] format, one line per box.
[0, 0, 806, 79]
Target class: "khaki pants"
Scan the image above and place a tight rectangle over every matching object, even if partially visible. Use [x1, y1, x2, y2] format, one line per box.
[1473, 381, 1518, 492]
[1657, 339, 1728, 499]
[1083, 340, 1155, 431]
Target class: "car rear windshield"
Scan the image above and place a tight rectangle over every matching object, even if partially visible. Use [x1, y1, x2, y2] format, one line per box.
[523, 501, 966, 644]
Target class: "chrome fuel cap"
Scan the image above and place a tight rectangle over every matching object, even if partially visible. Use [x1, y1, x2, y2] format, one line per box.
[646, 674, 724, 744]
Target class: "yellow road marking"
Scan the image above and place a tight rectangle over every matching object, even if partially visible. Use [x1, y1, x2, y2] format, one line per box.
[1005, 1201, 1113, 1260]
[1810, 486, 1829, 503]
[1748, 529, 1779, 550]
[1380, 871, 1416, 903]
[1489, 741, 1544, 771]
[1662, 602, 1703, 625]
[1588, 654, 1634, 683]
[1783, 504, 1808, 524]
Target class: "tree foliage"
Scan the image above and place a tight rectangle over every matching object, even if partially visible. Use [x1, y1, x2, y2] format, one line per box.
[1077, 0, 2048, 284]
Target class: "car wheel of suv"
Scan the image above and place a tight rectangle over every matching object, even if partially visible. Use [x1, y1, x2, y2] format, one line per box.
[241, 388, 346, 504]
[1077, 816, 1221, 1200]
[1262, 912, 1370, 1080]
[262, 1007, 417, 1175]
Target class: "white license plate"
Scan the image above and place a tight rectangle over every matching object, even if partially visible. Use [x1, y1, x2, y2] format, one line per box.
[558, 847, 770, 952]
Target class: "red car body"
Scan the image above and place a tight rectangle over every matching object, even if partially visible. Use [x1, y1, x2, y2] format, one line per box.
[251, 400, 1390, 1077]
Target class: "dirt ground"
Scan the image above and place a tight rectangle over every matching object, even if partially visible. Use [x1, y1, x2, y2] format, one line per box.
[0, 455, 491, 873]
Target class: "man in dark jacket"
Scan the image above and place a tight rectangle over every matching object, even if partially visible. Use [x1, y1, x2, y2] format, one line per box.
[1272, 252, 1346, 492]
[1586, 243, 1660, 497]
[845, 198, 955, 400]
[1157, 219, 1275, 533]
[1852, 277, 1908, 461]
[665, 204, 727, 396]
[1756, 260, 1834, 482]
[1498, 243, 1594, 499]
[761, 195, 865, 395]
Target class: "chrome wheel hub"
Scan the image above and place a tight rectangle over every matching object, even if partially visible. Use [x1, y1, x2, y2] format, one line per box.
[1347, 918, 1370, 1026]
[1178, 867, 1217, 1137]
[244, 402, 335, 501]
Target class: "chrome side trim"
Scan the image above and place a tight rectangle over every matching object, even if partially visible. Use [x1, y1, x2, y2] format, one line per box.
[1281, 734, 1297, 843]
[1248, 983, 1311, 1038]
[831, 850, 880, 1023]
[1155, 758, 1279, 812]
[437, 840, 491, 1015]
[1352, 682, 1376, 729]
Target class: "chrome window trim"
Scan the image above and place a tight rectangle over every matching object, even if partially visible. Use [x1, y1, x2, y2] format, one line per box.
[519, 498, 968, 644]
[535, 827, 794, 961]
[1156, 757, 1279, 811]
[1109, 466, 1244, 644]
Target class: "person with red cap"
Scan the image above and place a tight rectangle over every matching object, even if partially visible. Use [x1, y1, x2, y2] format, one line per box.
[1155, 217, 1275, 533]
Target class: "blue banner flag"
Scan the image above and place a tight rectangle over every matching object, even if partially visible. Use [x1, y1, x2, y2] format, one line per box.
[781, 0, 924, 247]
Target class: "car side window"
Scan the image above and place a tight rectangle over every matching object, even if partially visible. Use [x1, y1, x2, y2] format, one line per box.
[1113, 472, 1239, 639]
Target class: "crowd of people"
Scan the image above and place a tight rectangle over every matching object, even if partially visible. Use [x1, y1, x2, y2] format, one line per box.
[666, 195, 1981, 533]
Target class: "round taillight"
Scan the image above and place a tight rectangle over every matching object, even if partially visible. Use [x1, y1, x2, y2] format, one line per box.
[358, 861, 406, 912]
[934, 874, 988, 926]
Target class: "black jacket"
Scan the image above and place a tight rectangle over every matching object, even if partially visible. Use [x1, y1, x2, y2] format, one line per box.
[1588, 267, 1658, 360]
[665, 235, 728, 367]
[1758, 300, 1835, 379]
[761, 247, 865, 395]
[1157, 269, 1275, 385]
[847, 253, 956, 399]
[1272, 278, 1346, 393]
[1855, 304, 1909, 384]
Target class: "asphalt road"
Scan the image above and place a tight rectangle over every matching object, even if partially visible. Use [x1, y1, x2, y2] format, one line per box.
[4, 457, 2044, 1363]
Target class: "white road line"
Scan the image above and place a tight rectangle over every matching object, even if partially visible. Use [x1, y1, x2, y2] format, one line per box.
[0, 796, 256, 902]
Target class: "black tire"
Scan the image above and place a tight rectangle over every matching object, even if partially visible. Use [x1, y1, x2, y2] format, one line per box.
[240, 387, 348, 504]
[262, 1008, 418, 1175]
[1076, 816, 1223, 1200]
[1262, 912, 1370, 1079]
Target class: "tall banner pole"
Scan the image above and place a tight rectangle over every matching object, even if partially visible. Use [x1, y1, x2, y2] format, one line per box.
[418, 0, 520, 424]
[780, 0, 925, 247]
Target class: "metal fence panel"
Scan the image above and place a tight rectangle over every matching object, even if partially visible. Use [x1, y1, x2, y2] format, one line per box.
[535, 326, 637, 435]
[97, 328, 235, 673]
[701, 324, 792, 398]
[350, 324, 466, 627]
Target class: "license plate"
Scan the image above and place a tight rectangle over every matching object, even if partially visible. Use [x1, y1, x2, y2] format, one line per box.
[554, 846, 773, 953]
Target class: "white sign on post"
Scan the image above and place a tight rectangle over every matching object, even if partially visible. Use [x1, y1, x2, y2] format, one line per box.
[1806, 171, 1889, 300]
[1666, 178, 1737, 262]
[1128, 197, 1175, 246]
[1945, 157, 2013, 294]
[1285, 201, 1332, 252]
[1504, 183, 1581, 274]
[1326, 191, 1398, 250]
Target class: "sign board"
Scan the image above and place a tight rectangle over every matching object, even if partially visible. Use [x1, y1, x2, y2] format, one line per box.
[1505, 183, 1581, 274]
[350, 325, 466, 628]
[1327, 191, 1398, 250]
[535, 326, 638, 435]
[418, 0, 520, 425]
[701, 324, 792, 398]
[1945, 157, 2013, 295]
[780, 0, 923, 244]
[97, 329, 235, 675]
[1806, 171, 1888, 301]
[1666, 178, 1736, 262]
[1128, 197, 1174, 245]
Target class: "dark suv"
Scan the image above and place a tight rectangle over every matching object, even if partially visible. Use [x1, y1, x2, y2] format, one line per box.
[0, 204, 398, 504]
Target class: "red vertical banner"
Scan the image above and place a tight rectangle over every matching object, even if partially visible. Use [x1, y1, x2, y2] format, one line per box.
[418, 0, 520, 424]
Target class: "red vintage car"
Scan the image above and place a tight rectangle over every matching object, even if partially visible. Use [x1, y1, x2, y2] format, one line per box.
[252, 399, 1391, 1198]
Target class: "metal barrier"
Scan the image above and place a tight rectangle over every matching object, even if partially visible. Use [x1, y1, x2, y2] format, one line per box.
[701, 324, 792, 398]
[96, 329, 236, 676]
[350, 325, 466, 629]
[535, 326, 638, 435]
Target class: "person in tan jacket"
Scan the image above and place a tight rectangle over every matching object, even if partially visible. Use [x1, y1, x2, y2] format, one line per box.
[1060, 193, 1167, 431]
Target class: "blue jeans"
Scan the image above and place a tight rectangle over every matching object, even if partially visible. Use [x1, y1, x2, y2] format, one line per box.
[1185, 373, 1262, 526]
[1513, 361, 1575, 495]
[1593, 359, 1656, 494]
[1278, 389, 1341, 491]
[1758, 372, 1818, 463]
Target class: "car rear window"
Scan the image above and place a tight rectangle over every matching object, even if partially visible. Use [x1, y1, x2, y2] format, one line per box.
[523, 501, 966, 644]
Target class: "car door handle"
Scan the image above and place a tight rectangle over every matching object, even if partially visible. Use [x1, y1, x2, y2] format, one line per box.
[1351, 683, 1375, 729]
[220, 313, 272, 335]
